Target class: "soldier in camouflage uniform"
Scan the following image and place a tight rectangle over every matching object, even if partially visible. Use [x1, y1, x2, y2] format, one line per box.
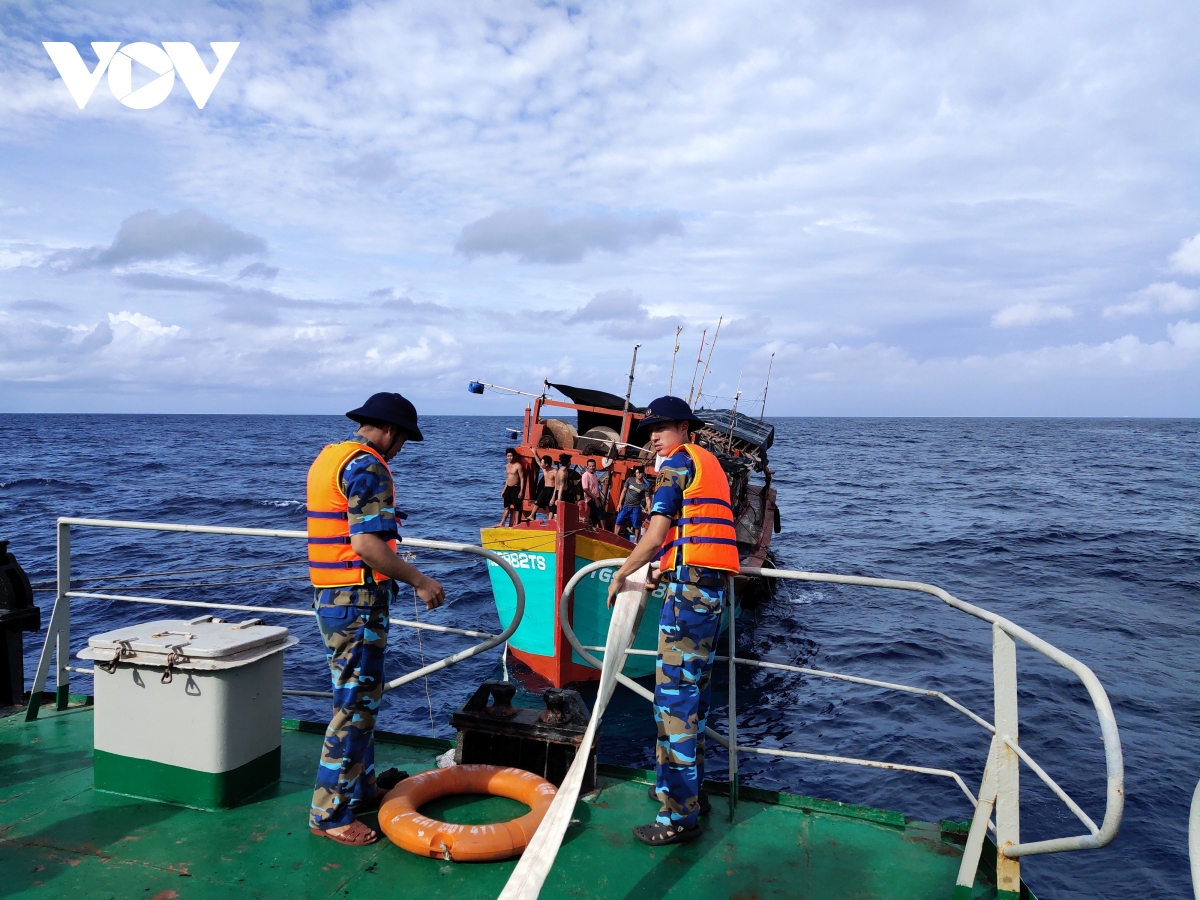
[608, 396, 735, 846]
[307, 393, 445, 846]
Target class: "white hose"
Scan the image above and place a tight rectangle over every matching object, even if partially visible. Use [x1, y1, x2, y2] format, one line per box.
[497, 566, 650, 900]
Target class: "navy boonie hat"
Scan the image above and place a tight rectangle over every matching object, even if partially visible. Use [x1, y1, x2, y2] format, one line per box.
[346, 392, 424, 441]
[638, 395, 704, 433]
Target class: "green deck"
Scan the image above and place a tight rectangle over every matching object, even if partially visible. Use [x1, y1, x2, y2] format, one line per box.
[1, 701, 1027, 899]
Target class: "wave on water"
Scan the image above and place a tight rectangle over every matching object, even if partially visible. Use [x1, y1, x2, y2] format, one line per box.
[0, 477, 93, 493]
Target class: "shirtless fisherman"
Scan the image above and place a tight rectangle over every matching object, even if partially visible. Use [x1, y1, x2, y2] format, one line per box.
[531, 455, 557, 521]
[497, 447, 526, 527]
[554, 454, 575, 507]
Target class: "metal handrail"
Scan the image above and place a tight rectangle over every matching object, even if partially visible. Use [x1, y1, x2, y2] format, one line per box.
[26, 517, 525, 716]
[556, 558, 1123, 888]
[1191, 779, 1200, 899]
[559, 562, 980, 805]
[739, 565, 1123, 857]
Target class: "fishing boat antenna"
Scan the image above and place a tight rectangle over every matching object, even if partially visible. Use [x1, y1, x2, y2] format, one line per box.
[693, 315, 723, 406]
[687, 329, 707, 405]
[623, 343, 641, 412]
[759, 351, 775, 421]
[728, 373, 742, 444]
[668, 325, 683, 394]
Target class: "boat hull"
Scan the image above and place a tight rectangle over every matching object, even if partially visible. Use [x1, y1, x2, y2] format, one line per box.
[483, 506, 739, 687]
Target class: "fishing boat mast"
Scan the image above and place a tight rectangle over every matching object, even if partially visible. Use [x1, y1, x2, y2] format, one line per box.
[728, 373, 742, 442]
[687, 329, 706, 405]
[620, 344, 640, 447]
[668, 326, 683, 394]
[760, 351, 775, 421]
[693, 315, 723, 406]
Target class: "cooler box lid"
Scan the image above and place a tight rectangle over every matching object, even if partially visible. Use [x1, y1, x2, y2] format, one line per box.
[79, 615, 294, 669]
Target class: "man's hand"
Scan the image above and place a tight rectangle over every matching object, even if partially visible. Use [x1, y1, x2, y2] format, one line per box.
[606, 570, 627, 608]
[607, 515, 672, 608]
[646, 561, 663, 590]
[415, 575, 445, 610]
[351, 532, 449, 611]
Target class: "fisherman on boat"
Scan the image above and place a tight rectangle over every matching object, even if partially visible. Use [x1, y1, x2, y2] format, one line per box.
[606, 396, 740, 846]
[615, 465, 651, 539]
[497, 446, 526, 527]
[582, 457, 605, 527]
[531, 454, 557, 521]
[306, 391, 446, 846]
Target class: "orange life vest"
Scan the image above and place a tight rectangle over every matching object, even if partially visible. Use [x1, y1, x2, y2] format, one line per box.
[657, 443, 741, 574]
[306, 440, 398, 588]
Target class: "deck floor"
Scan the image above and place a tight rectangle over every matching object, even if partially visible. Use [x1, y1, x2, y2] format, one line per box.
[1, 703, 1013, 900]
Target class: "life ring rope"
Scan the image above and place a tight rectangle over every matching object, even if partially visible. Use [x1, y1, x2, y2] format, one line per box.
[378, 764, 557, 862]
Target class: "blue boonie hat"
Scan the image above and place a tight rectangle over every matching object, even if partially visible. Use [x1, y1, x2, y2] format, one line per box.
[346, 392, 424, 441]
[638, 395, 704, 433]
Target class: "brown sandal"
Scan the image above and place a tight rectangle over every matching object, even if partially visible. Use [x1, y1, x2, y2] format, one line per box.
[310, 819, 379, 846]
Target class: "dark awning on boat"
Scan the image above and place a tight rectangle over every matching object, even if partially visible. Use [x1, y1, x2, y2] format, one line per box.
[697, 408, 775, 453]
[548, 383, 643, 413]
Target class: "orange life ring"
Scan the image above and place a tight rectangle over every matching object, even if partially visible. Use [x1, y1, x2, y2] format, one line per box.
[378, 764, 557, 862]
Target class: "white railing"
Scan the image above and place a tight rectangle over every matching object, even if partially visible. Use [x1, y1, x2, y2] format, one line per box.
[558, 560, 1124, 895]
[25, 517, 525, 716]
[1191, 779, 1200, 899]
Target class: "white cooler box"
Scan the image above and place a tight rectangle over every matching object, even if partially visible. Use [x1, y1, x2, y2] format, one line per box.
[79, 615, 297, 810]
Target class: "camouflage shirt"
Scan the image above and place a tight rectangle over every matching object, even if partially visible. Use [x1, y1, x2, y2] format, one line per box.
[650, 447, 725, 588]
[314, 433, 403, 610]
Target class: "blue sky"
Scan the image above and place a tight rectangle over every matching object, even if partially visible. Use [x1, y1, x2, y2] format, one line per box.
[1, 1, 1198, 416]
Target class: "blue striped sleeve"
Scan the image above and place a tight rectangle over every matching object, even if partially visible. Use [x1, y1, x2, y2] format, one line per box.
[340, 451, 399, 540]
[650, 450, 693, 518]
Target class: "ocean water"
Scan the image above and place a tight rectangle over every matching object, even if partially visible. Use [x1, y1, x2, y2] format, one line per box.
[0, 414, 1196, 899]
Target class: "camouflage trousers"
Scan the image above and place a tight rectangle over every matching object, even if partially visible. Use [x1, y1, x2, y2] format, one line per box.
[309, 605, 388, 830]
[653, 578, 726, 828]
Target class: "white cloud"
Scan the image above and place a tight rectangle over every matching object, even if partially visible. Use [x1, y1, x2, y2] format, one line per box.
[1105, 282, 1200, 318]
[1, 2, 1199, 413]
[990, 303, 1074, 328]
[1168, 318, 1200, 351]
[1170, 234, 1200, 275]
[108, 310, 181, 338]
[750, 322, 1200, 415]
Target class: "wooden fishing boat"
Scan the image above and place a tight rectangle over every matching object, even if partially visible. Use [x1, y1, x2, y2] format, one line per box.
[474, 381, 779, 688]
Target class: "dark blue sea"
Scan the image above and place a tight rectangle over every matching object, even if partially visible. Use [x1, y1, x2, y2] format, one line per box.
[1, 415, 1197, 898]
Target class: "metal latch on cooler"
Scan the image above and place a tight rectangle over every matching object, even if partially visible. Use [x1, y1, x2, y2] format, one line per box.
[149, 630, 194, 684]
[97, 639, 136, 674]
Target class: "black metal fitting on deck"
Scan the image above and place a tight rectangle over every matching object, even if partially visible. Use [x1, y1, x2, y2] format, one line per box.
[451, 681, 597, 792]
[0, 540, 40, 708]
